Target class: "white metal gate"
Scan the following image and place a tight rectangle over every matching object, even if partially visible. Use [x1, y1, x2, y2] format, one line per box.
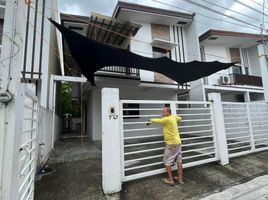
[120, 100, 218, 182]
[222, 102, 268, 158]
[16, 85, 38, 200]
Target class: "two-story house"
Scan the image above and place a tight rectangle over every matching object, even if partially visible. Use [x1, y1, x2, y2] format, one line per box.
[197, 29, 268, 102]
[60, 1, 200, 141]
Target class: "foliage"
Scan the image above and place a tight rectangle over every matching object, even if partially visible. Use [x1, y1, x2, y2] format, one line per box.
[60, 82, 81, 117]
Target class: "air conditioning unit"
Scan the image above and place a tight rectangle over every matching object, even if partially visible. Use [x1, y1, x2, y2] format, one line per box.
[219, 75, 231, 85]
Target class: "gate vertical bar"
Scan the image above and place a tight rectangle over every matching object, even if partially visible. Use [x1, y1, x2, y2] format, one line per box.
[208, 93, 229, 165]
[119, 101, 125, 181]
[246, 103, 255, 152]
[209, 102, 219, 160]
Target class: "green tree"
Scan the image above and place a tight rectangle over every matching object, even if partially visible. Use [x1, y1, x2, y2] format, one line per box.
[60, 82, 81, 117]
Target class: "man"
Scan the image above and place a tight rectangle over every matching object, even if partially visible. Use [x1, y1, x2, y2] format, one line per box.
[147, 107, 184, 186]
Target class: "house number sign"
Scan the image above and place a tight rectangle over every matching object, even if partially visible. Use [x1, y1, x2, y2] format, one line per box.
[109, 106, 118, 120]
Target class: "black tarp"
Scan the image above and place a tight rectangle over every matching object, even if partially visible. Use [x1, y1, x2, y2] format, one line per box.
[50, 19, 235, 85]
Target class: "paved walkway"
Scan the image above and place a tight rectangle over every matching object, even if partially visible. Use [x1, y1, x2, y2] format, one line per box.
[34, 138, 268, 200]
[201, 175, 268, 200]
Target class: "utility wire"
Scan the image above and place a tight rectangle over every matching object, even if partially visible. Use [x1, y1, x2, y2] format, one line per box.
[249, 0, 268, 10]
[234, 0, 268, 18]
[199, 0, 268, 25]
[151, 0, 260, 31]
[179, 0, 261, 29]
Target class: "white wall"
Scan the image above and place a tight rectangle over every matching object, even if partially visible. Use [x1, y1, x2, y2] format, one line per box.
[37, 106, 61, 168]
[189, 84, 205, 101]
[204, 45, 230, 85]
[184, 20, 200, 62]
[87, 89, 102, 141]
[130, 22, 154, 82]
[248, 46, 261, 76]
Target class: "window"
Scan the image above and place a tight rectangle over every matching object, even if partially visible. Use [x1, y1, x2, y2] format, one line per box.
[152, 46, 171, 58]
[232, 65, 242, 74]
[229, 48, 241, 64]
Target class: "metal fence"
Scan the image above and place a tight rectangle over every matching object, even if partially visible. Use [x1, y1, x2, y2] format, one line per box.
[120, 100, 218, 182]
[222, 102, 268, 158]
[248, 103, 268, 152]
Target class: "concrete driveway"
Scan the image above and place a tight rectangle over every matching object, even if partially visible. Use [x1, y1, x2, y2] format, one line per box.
[34, 138, 268, 200]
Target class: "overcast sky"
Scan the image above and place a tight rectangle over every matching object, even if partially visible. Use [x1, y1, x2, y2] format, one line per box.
[57, 0, 268, 35]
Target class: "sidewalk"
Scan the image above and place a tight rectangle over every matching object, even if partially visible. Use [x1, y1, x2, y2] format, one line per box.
[34, 138, 268, 200]
[201, 174, 268, 200]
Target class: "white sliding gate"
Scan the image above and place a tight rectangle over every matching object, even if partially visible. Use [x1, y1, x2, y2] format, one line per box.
[15, 85, 38, 200]
[120, 100, 218, 182]
[222, 102, 268, 158]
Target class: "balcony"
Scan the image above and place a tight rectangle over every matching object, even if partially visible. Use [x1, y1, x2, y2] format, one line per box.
[97, 66, 140, 78]
[230, 73, 263, 87]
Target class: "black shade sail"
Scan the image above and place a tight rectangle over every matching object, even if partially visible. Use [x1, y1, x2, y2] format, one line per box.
[50, 19, 235, 85]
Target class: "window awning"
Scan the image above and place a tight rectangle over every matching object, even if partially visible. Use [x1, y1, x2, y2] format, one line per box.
[150, 38, 178, 50]
[50, 19, 235, 85]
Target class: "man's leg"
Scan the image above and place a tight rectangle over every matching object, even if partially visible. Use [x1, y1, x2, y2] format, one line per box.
[177, 160, 184, 184]
[165, 165, 174, 183]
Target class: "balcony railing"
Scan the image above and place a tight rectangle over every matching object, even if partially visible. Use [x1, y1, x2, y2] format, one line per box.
[231, 73, 263, 87]
[98, 66, 140, 77]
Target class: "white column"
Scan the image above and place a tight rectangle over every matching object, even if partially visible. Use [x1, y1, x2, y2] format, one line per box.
[102, 88, 122, 194]
[258, 44, 268, 102]
[0, 1, 26, 199]
[208, 93, 229, 165]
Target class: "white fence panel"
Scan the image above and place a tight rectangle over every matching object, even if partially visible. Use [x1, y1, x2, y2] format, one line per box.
[222, 102, 253, 158]
[248, 103, 268, 152]
[120, 100, 218, 182]
[17, 85, 38, 200]
[176, 101, 218, 167]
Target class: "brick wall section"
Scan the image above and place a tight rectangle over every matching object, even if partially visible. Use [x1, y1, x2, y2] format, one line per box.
[151, 24, 175, 84]
[151, 24, 170, 40]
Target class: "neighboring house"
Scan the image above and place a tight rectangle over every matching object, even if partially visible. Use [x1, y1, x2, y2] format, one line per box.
[60, 1, 200, 141]
[196, 29, 268, 102]
[0, 0, 62, 199]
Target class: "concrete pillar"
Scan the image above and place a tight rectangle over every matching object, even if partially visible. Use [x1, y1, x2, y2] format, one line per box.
[102, 88, 122, 194]
[208, 93, 229, 165]
[0, 1, 27, 199]
[258, 44, 268, 102]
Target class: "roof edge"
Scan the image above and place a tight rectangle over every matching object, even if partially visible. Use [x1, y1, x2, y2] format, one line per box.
[112, 1, 194, 20]
[199, 29, 268, 43]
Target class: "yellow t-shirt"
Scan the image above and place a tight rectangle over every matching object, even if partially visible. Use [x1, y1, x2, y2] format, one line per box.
[150, 115, 182, 145]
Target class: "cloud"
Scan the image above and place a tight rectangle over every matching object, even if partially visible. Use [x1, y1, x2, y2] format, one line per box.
[60, 3, 85, 15]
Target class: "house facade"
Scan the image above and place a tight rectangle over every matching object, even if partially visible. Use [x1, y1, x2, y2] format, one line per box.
[61, 1, 200, 141]
[195, 29, 268, 102]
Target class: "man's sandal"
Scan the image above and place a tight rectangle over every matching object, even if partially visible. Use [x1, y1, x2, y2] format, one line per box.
[161, 178, 174, 186]
[174, 176, 184, 184]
